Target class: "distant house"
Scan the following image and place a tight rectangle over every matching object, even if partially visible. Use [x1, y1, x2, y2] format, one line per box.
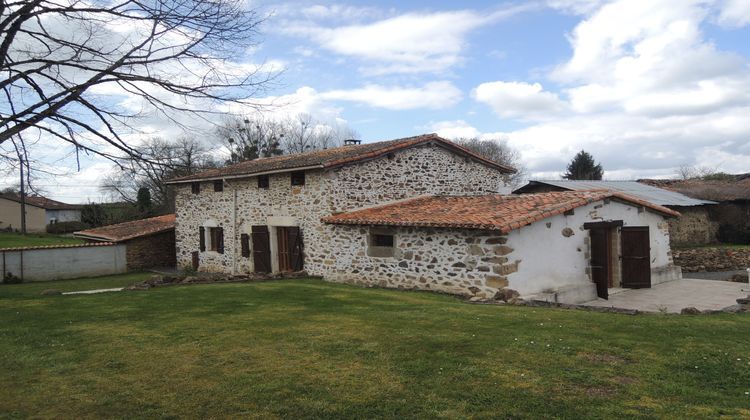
[639, 175, 750, 244]
[167, 134, 681, 304]
[514, 180, 716, 247]
[0, 194, 82, 233]
[74, 214, 176, 270]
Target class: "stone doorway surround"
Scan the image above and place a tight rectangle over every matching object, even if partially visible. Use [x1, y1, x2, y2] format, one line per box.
[582, 278, 749, 313]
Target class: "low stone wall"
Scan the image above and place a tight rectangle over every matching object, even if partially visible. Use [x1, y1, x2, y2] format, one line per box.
[673, 247, 750, 272]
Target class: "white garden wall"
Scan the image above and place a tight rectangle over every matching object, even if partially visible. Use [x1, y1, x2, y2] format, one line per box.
[1, 244, 127, 282]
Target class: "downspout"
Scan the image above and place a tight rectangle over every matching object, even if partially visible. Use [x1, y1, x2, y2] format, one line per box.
[230, 178, 238, 276]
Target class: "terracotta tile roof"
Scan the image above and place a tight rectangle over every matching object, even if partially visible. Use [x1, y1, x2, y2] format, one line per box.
[0, 194, 82, 210]
[167, 133, 515, 183]
[322, 191, 680, 233]
[0, 242, 116, 251]
[74, 214, 175, 243]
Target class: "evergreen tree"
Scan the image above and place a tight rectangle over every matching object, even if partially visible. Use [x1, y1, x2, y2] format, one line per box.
[563, 150, 604, 180]
[137, 188, 152, 215]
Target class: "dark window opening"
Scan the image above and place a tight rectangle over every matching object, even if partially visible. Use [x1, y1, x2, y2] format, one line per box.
[258, 175, 269, 189]
[213, 180, 224, 192]
[291, 171, 305, 186]
[240, 233, 250, 257]
[372, 234, 394, 247]
[191, 182, 200, 194]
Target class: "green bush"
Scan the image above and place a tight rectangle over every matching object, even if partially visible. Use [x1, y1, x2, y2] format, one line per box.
[46, 221, 90, 234]
[3, 272, 22, 284]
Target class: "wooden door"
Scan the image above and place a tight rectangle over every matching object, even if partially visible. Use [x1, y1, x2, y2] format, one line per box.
[589, 228, 610, 299]
[277, 227, 291, 272]
[251, 225, 271, 273]
[621, 227, 651, 289]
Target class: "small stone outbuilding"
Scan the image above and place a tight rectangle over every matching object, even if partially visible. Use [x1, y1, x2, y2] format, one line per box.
[74, 214, 176, 270]
[323, 191, 682, 303]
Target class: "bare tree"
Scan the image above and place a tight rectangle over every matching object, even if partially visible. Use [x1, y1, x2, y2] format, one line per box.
[674, 164, 719, 180]
[455, 137, 526, 188]
[1, 0, 274, 165]
[101, 136, 218, 212]
[216, 113, 358, 162]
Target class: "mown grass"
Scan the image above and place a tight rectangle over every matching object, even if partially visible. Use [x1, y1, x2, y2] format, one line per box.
[0, 232, 83, 249]
[0, 275, 748, 418]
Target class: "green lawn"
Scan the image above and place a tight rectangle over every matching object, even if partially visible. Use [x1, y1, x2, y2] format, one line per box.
[1, 275, 749, 418]
[0, 231, 83, 248]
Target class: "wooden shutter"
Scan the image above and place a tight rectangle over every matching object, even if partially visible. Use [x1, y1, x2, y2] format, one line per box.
[199, 226, 205, 252]
[621, 226, 651, 289]
[288, 226, 304, 271]
[216, 227, 224, 254]
[240, 233, 250, 258]
[251, 225, 271, 273]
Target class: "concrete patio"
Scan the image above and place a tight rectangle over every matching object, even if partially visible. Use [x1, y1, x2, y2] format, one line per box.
[582, 278, 749, 313]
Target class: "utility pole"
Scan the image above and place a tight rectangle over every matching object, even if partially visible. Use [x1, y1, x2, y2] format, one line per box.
[11, 139, 27, 235]
[18, 151, 27, 235]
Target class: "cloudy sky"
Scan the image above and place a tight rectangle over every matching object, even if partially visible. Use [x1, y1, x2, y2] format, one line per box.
[5, 0, 750, 203]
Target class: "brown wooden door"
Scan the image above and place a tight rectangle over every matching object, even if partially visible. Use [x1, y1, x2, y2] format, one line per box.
[589, 228, 610, 299]
[277, 227, 291, 272]
[251, 225, 271, 273]
[621, 226, 651, 289]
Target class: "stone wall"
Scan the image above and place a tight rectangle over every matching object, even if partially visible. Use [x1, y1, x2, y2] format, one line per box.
[673, 247, 750, 272]
[125, 230, 176, 270]
[668, 206, 718, 247]
[321, 226, 514, 298]
[174, 143, 510, 275]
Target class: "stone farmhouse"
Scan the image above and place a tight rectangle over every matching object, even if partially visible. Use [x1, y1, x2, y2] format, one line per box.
[168, 134, 682, 303]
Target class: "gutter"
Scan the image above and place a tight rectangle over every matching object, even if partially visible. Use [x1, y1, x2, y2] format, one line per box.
[165, 164, 324, 185]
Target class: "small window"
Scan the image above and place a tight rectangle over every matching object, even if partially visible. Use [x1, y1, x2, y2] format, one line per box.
[240, 233, 250, 257]
[258, 175, 269, 189]
[191, 182, 200, 194]
[372, 234, 394, 247]
[367, 230, 396, 257]
[291, 171, 305, 186]
[213, 180, 224, 192]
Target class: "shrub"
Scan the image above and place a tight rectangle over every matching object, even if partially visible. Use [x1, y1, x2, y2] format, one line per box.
[46, 221, 90, 234]
[3, 272, 22, 284]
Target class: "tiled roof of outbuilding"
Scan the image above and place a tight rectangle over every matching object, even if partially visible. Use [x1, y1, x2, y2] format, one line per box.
[0, 194, 82, 210]
[167, 133, 515, 183]
[322, 191, 680, 233]
[74, 214, 175, 243]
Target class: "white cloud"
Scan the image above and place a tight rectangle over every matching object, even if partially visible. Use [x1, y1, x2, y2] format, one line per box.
[278, 6, 532, 74]
[463, 0, 750, 179]
[321, 81, 462, 110]
[717, 0, 750, 27]
[472, 81, 567, 120]
[427, 120, 482, 139]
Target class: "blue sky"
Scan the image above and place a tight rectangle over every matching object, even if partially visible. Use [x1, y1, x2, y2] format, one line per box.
[4, 0, 750, 203]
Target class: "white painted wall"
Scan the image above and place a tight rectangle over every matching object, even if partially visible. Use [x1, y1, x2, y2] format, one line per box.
[45, 209, 81, 224]
[506, 199, 678, 302]
[0, 244, 127, 282]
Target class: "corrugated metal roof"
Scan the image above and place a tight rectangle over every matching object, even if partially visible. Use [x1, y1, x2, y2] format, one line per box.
[513, 180, 716, 207]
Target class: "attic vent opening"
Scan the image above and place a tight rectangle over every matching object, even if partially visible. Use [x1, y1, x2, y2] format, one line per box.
[344, 139, 362, 146]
